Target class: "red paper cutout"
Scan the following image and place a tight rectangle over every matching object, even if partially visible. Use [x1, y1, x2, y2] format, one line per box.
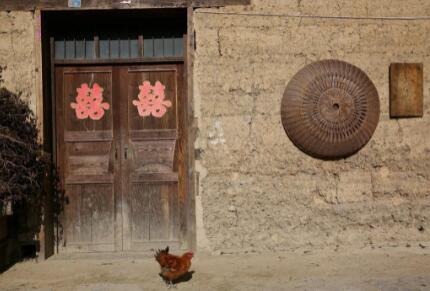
[70, 83, 110, 120]
[132, 81, 172, 118]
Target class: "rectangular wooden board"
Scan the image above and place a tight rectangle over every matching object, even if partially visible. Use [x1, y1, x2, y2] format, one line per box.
[390, 63, 424, 118]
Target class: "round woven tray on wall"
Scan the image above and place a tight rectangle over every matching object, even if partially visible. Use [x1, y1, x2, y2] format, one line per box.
[281, 60, 380, 159]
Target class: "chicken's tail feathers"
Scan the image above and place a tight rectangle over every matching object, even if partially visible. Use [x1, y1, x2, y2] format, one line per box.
[154, 245, 170, 260]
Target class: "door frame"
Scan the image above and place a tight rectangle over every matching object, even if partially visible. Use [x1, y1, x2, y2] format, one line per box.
[40, 8, 196, 256]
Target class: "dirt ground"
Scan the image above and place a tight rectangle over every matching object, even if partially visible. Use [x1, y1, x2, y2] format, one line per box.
[0, 247, 429, 291]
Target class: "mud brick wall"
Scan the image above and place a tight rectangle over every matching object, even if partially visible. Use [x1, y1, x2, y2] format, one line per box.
[193, 0, 430, 252]
[0, 2, 429, 254]
[0, 11, 38, 266]
[0, 11, 36, 112]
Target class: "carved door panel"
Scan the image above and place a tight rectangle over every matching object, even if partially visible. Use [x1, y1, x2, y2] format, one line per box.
[56, 66, 120, 252]
[119, 64, 185, 251]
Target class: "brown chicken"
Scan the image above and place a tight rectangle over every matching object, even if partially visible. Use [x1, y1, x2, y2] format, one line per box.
[155, 246, 194, 288]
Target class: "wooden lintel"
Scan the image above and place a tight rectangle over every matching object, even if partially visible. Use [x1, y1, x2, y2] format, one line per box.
[0, 0, 250, 11]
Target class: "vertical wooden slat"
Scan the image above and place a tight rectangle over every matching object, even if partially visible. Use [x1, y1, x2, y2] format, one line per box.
[108, 37, 111, 58]
[119, 66, 131, 250]
[130, 184, 150, 242]
[128, 37, 131, 58]
[80, 185, 92, 242]
[41, 26, 55, 257]
[94, 36, 100, 59]
[177, 51, 187, 247]
[88, 184, 115, 244]
[34, 9, 47, 259]
[76, 38, 85, 59]
[162, 35, 165, 57]
[58, 37, 66, 59]
[185, 6, 196, 250]
[173, 36, 176, 56]
[85, 36, 94, 59]
[53, 64, 63, 254]
[83, 38, 86, 59]
[170, 183, 179, 240]
[112, 66, 123, 251]
[138, 35, 144, 57]
[148, 185, 167, 240]
[65, 185, 80, 244]
[50, 37, 57, 164]
[164, 37, 174, 57]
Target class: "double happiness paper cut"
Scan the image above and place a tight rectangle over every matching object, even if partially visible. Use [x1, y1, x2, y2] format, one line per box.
[132, 81, 172, 118]
[70, 83, 110, 120]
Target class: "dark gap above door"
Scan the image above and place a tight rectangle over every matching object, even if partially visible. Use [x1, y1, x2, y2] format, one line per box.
[47, 9, 186, 61]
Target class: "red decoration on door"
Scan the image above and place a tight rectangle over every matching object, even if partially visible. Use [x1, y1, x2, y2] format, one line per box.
[70, 83, 110, 120]
[132, 81, 172, 118]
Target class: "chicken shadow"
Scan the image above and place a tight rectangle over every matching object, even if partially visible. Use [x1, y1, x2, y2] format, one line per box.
[160, 271, 195, 284]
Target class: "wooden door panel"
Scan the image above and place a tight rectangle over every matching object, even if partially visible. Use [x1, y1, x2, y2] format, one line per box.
[56, 66, 117, 252]
[130, 183, 179, 250]
[63, 71, 113, 132]
[122, 65, 183, 251]
[130, 139, 176, 173]
[66, 141, 112, 176]
[147, 183, 179, 241]
[126, 66, 178, 177]
[64, 184, 115, 251]
[130, 184, 150, 242]
[127, 68, 177, 130]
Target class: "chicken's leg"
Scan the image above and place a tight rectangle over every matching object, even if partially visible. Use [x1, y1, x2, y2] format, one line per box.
[167, 281, 177, 289]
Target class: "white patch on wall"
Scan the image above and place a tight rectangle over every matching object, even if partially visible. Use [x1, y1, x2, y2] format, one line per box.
[208, 120, 226, 145]
[195, 158, 211, 251]
[195, 194, 211, 251]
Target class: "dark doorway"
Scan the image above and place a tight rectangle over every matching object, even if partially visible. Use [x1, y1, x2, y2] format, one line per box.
[43, 9, 188, 253]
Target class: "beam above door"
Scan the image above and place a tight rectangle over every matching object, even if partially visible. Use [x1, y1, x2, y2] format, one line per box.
[0, 0, 250, 11]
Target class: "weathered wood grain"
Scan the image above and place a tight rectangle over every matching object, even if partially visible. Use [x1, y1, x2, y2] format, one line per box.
[55, 58, 187, 253]
[56, 66, 117, 252]
[390, 63, 424, 118]
[123, 64, 184, 251]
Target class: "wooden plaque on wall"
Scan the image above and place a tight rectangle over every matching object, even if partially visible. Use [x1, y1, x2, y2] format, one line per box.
[390, 63, 423, 118]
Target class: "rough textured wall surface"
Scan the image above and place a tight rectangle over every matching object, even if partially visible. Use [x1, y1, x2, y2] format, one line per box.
[194, 0, 430, 252]
[0, 11, 36, 113]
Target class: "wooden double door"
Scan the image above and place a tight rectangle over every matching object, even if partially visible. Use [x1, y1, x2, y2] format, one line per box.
[55, 64, 185, 252]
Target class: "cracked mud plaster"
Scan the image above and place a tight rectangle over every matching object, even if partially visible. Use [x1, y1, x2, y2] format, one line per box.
[193, 0, 430, 253]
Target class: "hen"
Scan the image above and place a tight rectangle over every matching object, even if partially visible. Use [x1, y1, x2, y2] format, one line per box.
[154, 246, 194, 288]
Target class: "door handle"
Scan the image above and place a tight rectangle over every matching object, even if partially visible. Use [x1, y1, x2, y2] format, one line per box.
[124, 146, 128, 160]
[115, 147, 118, 160]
